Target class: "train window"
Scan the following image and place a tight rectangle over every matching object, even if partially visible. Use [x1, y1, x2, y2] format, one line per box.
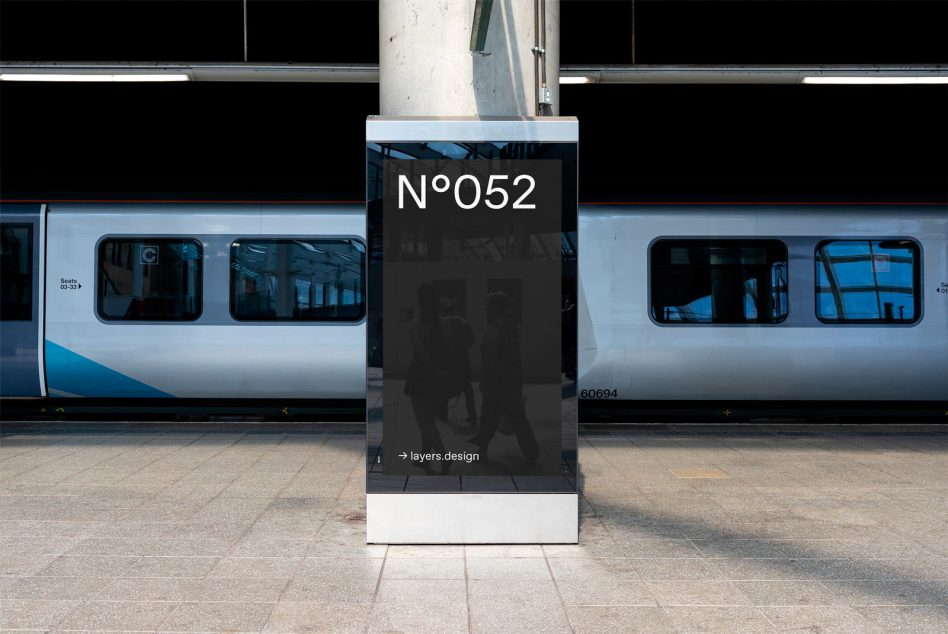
[651, 239, 789, 324]
[230, 239, 366, 321]
[97, 238, 203, 321]
[1, 224, 32, 321]
[815, 239, 920, 324]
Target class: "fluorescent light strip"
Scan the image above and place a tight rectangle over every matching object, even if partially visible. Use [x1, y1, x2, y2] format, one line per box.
[559, 76, 594, 84]
[0, 73, 190, 82]
[803, 76, 948, 85]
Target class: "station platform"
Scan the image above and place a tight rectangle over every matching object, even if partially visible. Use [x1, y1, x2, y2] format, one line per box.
[0, 424, 945, 632]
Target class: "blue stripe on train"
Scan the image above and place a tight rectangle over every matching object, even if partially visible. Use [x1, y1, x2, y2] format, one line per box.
[45, 340, 173, 398]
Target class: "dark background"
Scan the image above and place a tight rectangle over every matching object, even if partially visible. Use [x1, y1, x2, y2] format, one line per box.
[379, 158, 563, 477]
[4, 1, 946, 64]
[1, 0, 946, 202]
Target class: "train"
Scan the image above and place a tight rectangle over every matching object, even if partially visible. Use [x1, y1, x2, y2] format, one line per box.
[1, 202, 945, 420]
[578, 205, 947, 418]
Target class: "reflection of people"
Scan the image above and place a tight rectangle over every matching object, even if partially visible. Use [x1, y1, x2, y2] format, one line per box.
[1, 229, 29, 320]
[468, 292, 539, 463]
[404, 284, 451, 474]
[237, 277, 262, 318]
[439, 298, 477, 426]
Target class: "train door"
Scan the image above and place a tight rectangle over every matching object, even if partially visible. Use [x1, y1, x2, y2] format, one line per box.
[0, 204, 46, 396]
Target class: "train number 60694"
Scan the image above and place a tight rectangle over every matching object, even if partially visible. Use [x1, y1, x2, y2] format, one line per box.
[580, 389, 618, 399]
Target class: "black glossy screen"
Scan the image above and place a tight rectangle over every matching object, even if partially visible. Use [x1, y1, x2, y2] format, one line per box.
[367, 141, 577, 495]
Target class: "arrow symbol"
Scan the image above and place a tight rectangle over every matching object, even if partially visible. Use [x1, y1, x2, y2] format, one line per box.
[398, 452, 408, 460]
[77, 283, 81, 289]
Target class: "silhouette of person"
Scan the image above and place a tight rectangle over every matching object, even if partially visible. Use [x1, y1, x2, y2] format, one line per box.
[403, 283, 451, 474]
[0, 229, 28, 320]
[468, 292, 539, 463]
[438, 297, 477, 427]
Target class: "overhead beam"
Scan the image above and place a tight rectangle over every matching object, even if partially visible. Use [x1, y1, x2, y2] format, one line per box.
[0, 63, 380, 83]
[1, 63, 945, 84]
[560, 65, 948, 84]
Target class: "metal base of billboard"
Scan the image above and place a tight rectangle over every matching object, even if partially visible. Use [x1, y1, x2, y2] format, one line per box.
[366, 493, 578, 544]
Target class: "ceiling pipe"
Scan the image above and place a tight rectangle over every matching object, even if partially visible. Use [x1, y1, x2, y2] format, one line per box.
[1, 63, 945, 84]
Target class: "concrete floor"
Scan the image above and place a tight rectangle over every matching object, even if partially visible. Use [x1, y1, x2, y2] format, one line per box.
[0, 425, 946, 633]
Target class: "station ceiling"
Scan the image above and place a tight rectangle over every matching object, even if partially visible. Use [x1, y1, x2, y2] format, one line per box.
[0, 0, 945, 203]
[2, 1, 946, 65]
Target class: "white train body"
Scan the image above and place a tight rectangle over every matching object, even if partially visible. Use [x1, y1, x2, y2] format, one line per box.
[42, 204, 366, 399]
[2, 202, 945, 408]
[578, 206, 947, 403]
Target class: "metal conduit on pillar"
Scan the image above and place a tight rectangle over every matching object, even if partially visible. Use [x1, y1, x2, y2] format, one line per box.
[379, 0, 559, 116]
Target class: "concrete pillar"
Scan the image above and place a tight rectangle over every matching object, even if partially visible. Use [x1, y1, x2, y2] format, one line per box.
[380, 0, 559, 116]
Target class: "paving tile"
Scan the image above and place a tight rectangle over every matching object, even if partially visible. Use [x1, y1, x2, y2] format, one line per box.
[0, 599, 80, 630]
[120, 499, 211, 523]
[465, 557, 551, 580]
[186, 577, 289, 602]
[547, 557, 639, 580]
[791, 557, 921, 581]
[914, 579, 948, 604]
[557, 578, 657, 606]
[646, 580, 753, 606]
[190, 498, 272, 524]
[821, 579, 943, 606]
[734, 580, 840, 606]
[56, 600, 179, 631]
[368, 602, 468, 634]
[155, 538, 236, 557]
[381, 557, 465, 580]
[692, 539, 788, 559]
[267, 497, 337, 511]
[470, 602, 571, 633]
[228, 535, 311, 557]
[759, 606, 881, 633]
[464, 545, 543, 558]
[156, 482, 232, 499]
[854, 606, 948, 633]
[37, 555, 138, 577]
[634, 558, 723, 581]
[780, 538, 938, 560]
[2, 427, 947, 634]
[374, 579, 467, 604]
[712, 558, 809, 581]
[251, 519, 324, 539]
[283, 572, 381, 603]
[602, 523, 686, 540]
[159, 601, 275, 632]
[263, 601, 371, 633]
[566, 606, 676, 633]
[386, 545, 463, 559]
[0, 536, 85, 555]
[208, 556, 303, 578]
[466, 579, 561, 606]
[297, 557, 384, 578]
[308, 542, 388, 558]
[542, 543, 619, 558]
[170, 521, 251, 540]
[576, 518, 621, 543]
[0, 521, 101, 539]
[124, 556, 220, 578]
[0, 553, 60, 576]
[96, 576, 200, 601]
[0, 577, 16, 596]
[662, 606, 777, 633]
[670, 468, 730, 479]
[610, 539, 704, 558]
[90, 521, 181, 539]
[7, 576, 108, 600]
